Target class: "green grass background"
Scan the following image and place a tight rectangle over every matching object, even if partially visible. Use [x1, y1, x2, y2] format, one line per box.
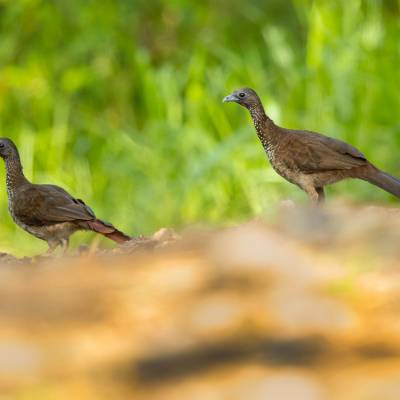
[0, 0, 399, 254]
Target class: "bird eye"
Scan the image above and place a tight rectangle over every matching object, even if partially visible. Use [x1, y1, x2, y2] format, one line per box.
[239, 93, 246, 98]
[0, 143, 4, 148]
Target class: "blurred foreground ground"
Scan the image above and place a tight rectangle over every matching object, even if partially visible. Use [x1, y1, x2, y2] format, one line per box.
[1, 204, 400, 399]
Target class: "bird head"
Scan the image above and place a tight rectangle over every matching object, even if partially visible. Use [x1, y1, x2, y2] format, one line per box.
[0, 138, 18, 160]
[223, 87, 261, 109]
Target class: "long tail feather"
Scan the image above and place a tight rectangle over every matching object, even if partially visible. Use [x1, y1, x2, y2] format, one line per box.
[364, 167, 400, 198]
[103, 229, 132, 244]
[87, 219, 131, 244]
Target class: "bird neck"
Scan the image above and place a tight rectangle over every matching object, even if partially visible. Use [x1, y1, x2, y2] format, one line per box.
[248, 103, 277, 148]
[4, 153, 28, 195]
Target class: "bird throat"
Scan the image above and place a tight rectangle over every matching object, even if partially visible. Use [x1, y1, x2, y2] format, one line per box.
[248, 104, 276, 155]
[5, 155, 27, 200]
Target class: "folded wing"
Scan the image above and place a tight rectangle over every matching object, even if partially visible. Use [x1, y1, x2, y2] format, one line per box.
[288, 130, 368, 173]
[14, 184, 95, 226]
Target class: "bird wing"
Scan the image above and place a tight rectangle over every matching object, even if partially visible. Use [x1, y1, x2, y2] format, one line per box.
[286, 130, 368, 173]
[13, 184, 95, 226]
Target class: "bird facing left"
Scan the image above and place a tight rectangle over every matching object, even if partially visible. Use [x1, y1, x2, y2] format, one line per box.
[0, 137, 131, 253]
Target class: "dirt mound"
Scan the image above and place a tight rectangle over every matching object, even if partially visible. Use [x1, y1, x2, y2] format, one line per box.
[1, 204, 400, 399]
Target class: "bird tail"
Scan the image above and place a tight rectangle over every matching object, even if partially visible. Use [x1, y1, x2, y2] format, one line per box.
[363, 167, 400, 198]
[86, 219, 132, 244]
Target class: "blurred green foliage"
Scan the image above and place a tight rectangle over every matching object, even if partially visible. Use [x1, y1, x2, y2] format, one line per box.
[0, 0, 399, 254]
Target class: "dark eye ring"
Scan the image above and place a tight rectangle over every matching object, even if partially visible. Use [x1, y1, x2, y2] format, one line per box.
[239, 92, 245, 98]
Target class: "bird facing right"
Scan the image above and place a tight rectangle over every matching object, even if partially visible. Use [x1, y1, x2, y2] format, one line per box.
[224, 88, 400, 203]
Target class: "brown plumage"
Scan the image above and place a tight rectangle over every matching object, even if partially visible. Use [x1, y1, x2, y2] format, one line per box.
[224, 88, 400, 203]
[0, 138, 131, 252]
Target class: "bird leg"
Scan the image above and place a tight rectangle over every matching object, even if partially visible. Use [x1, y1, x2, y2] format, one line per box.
[60, 238, 70, 254]
[315, 187, 325, 204]
[46, 240, 60, 255]
[303, 185, 324, 204]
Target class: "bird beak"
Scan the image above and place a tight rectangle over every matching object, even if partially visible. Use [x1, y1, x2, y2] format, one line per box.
[223, 94, 239, 103]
